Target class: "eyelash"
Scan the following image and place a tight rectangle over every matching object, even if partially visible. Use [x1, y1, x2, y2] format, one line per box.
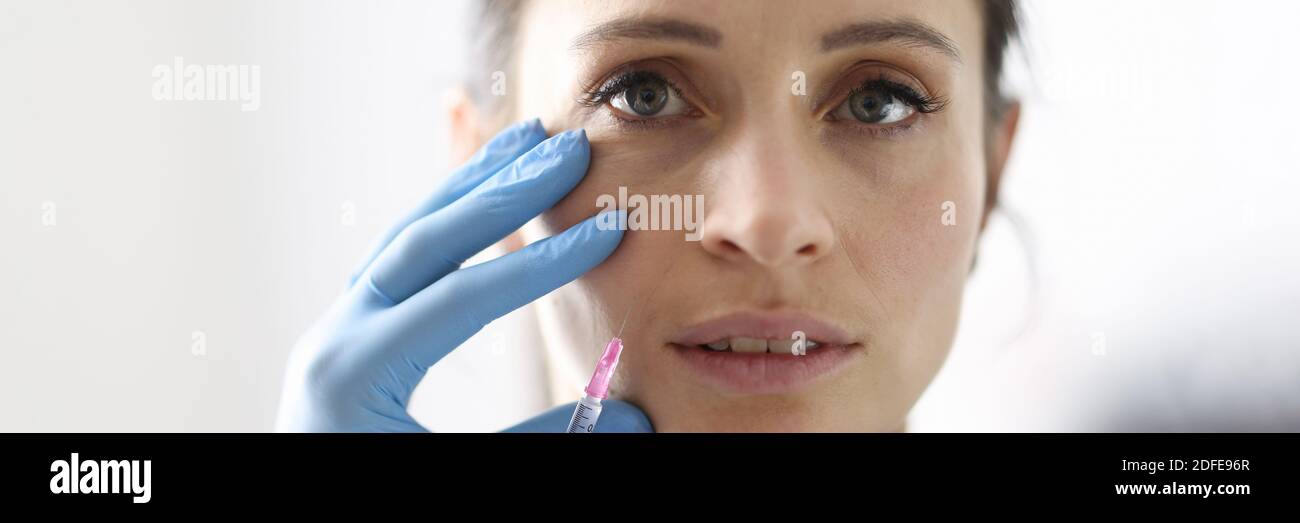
[828, 75, 948, 137]
[577, 70, 693, 129]
[580, 70, 653, 107]
[844, 76, 949, 116]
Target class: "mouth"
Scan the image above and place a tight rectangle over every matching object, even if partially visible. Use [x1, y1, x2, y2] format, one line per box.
[667, 311, 862, 395]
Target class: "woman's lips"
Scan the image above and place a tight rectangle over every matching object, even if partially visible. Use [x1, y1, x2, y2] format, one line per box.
[668, 311, 861, 395]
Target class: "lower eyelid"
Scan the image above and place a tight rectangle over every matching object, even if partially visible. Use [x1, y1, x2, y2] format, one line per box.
[832, 115, 925, 139]
[596, 108, 691, 131]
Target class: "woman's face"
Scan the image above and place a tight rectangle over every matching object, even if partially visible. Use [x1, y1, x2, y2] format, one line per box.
[502, 0, 1005, 431]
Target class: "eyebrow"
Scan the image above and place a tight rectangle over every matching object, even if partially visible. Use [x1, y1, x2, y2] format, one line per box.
[821, 19, 961, 62]
[571, 17, 723, 51]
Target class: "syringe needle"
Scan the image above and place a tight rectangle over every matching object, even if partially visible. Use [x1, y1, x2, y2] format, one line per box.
[615, 302, 634, 338]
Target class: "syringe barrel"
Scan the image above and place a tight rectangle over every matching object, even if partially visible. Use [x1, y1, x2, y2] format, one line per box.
[565, 395, 603, 433]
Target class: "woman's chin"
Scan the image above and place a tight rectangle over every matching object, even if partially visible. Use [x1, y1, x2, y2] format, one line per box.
[643, 402, 885, 432]
[629, 376, 900, 432]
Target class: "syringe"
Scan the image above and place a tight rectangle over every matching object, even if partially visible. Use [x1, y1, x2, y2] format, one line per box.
[566, 255, 676, 432]
[565, 337, 623, 433]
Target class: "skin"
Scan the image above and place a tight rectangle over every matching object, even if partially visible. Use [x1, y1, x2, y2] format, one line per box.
[448, 0, 1019, 431]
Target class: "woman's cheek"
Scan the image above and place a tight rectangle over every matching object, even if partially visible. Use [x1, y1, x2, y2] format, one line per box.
[877, 154, 984, 384]
[882, 184, 979, 288]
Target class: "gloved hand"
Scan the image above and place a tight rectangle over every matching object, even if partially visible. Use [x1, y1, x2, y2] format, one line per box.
[275, 118, 652, 433]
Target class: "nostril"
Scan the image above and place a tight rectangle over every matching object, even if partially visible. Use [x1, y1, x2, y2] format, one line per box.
[797, 244, 818, 256]
[718, 239, 744, 254]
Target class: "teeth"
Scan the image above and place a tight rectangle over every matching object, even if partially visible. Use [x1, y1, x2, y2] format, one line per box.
[698, 338, 826, 353]
[767, 338, 795, 354]
[730, 337, 768, 353]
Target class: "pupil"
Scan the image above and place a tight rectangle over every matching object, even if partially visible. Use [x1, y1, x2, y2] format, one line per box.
[851, 89, 894, 123]
[626, 79, 668, 116]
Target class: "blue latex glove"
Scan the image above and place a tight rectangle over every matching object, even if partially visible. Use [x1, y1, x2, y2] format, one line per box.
[275, 119, 652, 433]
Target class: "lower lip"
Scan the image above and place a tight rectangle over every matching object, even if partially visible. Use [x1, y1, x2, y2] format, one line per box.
[668, 342, 860, 395]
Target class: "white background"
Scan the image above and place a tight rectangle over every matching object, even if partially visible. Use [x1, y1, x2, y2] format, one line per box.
[1, 0, 1296, 432]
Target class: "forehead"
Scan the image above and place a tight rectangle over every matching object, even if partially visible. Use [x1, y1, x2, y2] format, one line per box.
[517, 0, 983, 60]
[574, 0, 979, 45]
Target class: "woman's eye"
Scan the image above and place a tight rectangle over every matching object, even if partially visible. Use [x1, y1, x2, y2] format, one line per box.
[609, 75, 688, 118]
[833, 87, 915, 124]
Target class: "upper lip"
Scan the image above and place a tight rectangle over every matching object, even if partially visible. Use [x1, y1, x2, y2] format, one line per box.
[670, 310, 856, 347]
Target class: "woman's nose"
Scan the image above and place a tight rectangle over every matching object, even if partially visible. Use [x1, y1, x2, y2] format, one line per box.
[698, 137, 835, 269]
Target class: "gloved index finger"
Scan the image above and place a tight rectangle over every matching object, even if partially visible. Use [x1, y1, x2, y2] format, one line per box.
[348, 118, 548, 287]
[363, 128, 591, 305]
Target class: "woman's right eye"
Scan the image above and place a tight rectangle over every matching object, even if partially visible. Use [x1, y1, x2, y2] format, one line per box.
[596, 71, 689, 119]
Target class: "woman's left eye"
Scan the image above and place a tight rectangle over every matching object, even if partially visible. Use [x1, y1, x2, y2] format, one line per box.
[605, 73, 689, 118]
[832, 87, 915, 124]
